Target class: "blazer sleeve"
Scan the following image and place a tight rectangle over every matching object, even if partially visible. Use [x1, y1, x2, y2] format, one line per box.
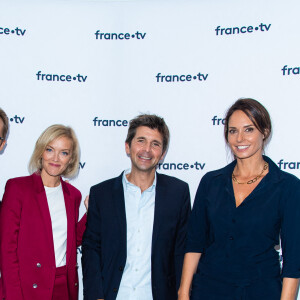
[81, 186, 104, 300]
[0, 179, 24, 299]
[185, 174, 210, 254]
[280, 177, 300, 278]
[174, 183, 191, 291]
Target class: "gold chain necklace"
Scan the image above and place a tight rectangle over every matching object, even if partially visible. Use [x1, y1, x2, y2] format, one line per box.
[232, 162, 269, 184]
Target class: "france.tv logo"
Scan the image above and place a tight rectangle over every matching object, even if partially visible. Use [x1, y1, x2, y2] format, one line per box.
[281, 65, 300, 76]
[36, 71, 87, 82]
[215, 23, 271, 36]
[156, 72, 208, 83]
[95, 30, 146, 40]
[157, 161, 205, 171]
[0, 27, 26, 36]
[10, 115, 25, 124]
[93, 117, 128, 127]
[277, 159, 300, 170]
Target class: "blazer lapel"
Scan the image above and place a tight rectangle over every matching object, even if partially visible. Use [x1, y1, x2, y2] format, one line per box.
[61, 179, 74, 265]
[152, 173, 166, 250]
[113, 173, 127, 247]
[33, 173, 56, 266]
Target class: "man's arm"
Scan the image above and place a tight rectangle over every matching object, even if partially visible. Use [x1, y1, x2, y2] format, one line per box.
[174, 183, 191, 291]
[82, 187, 104, 300]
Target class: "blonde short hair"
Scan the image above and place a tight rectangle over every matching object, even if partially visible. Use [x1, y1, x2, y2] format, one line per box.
[28, 124, 80, 178]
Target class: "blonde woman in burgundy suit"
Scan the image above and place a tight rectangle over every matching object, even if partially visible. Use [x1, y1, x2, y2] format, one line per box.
[0, 125, 87, 300]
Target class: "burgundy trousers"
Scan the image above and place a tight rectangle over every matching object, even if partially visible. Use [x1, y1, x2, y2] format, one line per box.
[52, 266, 69, 300]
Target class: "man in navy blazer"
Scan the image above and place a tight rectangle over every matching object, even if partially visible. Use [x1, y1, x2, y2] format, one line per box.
[82, 114, 190, 300]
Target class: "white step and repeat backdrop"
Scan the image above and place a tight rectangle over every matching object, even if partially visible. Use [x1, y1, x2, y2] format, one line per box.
[1, 0, 300, 298]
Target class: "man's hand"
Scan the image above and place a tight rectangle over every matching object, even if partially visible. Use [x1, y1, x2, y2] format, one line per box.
[84, 195, 89, 211]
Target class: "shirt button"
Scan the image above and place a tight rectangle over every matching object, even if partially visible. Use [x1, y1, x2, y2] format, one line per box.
[135, 268, 138, 272]
[36, 263, 41, 268]
[229, 236, 234, 240]
[33, 283, 38, 288]
[75, 283, 78, 286]
[113, 288, 118, 292]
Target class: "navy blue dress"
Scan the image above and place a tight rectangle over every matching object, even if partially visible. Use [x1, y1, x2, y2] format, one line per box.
[186, 156, 300, 300]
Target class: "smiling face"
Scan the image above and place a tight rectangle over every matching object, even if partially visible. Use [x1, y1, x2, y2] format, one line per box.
[125, 126, 165, 175]
[227, 110, 265, 160]
[40, 136, 73, 185]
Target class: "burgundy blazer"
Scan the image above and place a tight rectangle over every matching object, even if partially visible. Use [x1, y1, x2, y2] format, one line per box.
[0, 173, 87, 300]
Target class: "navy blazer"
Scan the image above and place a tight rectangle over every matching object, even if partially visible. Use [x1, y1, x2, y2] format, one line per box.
[82, 172, 190, 300]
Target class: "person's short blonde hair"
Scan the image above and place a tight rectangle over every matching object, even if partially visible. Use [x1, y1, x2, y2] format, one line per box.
[28, 124, 80, 178]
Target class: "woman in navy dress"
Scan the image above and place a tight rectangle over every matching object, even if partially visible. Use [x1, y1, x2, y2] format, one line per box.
[178, 98, 300, 300]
